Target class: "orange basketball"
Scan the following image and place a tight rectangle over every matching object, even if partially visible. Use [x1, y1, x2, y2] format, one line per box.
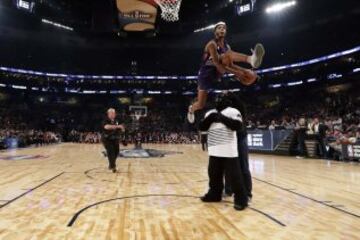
[236, 70, 257, 86]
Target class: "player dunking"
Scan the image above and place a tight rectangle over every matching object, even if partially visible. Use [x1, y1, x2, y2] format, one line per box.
[187, 21, 265, 123]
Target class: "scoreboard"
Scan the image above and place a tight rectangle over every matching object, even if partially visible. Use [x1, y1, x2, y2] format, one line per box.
[235, 0, 256, 16]
[15, 0, 35, 13]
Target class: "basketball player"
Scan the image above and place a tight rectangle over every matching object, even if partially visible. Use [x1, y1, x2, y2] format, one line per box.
[102, 108, 125, 173]
[187, 21, 265, 123]
[199, 94, 248, 210]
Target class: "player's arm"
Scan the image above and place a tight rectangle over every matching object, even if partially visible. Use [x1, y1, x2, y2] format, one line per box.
[207, 41, 226, 75]
[217, 109, 243, 131]
[221, 44, 250, 75]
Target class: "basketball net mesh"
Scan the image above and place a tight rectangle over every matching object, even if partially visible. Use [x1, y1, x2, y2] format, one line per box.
[134, 113, 142, 121]
[154, 0, 182, 22]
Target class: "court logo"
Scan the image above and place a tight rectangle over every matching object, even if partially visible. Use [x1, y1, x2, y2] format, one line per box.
[0, 154, 50, 160]
[103, 148, 182, 158]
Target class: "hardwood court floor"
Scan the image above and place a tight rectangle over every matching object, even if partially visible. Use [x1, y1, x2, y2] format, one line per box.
[0, 143, 359, 240]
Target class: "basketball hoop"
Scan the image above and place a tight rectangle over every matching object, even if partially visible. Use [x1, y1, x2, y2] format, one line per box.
[154, 0, 182, 22]
[134, 111, 142, 121]
[129, 105, 147, 122]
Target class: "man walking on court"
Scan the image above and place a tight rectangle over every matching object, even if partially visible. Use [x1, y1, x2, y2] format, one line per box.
[102, 108, 125, 173]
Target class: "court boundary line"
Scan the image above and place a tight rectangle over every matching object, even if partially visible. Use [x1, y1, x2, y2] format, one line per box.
[253, 177, 360, 219]
[67, 194, 286, 227]
[0, 172, 65, 209]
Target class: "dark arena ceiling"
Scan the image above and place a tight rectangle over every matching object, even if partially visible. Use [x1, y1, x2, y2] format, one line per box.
[0, 0, 359, 74]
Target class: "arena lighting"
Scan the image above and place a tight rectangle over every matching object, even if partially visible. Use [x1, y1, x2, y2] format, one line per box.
[265, 1, 296, 14]
[6, 69, 353, 94]
[100, 76, 115, 79]
[110, 90, 126, 94]
[257, 45, 360, 74]
[307, 78, 317, 82]
[82, 90, 96, 94]
[353, 68, 360, 73]
[12, 85, 27, 89]
[270, 84, 282, 88]
[287, 81, 303, 86]
[194, 23, 217, 33]
[0, 45, 359, 79]
[214, 90, 224, 93]
[230, 88, 241, 92]
[148, 91, 161, 94]
[41, 19, 74, 31]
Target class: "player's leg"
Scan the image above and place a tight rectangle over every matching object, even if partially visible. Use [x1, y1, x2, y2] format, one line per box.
[191, 90, 208, 113]
[226, 43, 265, 68]
[188, 65, 217, 123]
[187, 90, 208, 124]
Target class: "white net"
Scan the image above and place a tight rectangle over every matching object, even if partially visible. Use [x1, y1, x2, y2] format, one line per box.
[134, 111, 143, 121]
[154, 0, 182, 22]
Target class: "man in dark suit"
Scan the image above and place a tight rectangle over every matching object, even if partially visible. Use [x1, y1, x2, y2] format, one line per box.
[102, 108, 125, 173]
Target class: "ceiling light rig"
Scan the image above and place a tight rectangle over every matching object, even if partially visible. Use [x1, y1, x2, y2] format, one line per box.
[265, 1, 297, 14]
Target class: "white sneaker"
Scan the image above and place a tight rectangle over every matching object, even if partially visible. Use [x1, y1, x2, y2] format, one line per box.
[250, 43, 265, 69]
[187, 105, 195, 124]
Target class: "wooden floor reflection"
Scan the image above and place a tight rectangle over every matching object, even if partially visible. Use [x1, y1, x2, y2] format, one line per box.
[0, 143, 359, 239]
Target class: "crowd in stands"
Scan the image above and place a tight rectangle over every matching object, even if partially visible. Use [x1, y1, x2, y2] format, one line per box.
[0, 86, 359, 161]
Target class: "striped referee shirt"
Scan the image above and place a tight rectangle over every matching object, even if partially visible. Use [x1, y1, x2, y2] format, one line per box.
[205, 107, 242, 158]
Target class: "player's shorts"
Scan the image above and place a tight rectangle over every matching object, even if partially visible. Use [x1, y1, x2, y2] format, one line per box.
[198, 66, 220, 91]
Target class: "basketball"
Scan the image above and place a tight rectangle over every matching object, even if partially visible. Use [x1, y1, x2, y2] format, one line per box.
[236, 69, 258, 86]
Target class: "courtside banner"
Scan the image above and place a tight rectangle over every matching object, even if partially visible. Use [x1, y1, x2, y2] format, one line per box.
[247, 130, 292, 151]
[342, 144, 360, 159]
